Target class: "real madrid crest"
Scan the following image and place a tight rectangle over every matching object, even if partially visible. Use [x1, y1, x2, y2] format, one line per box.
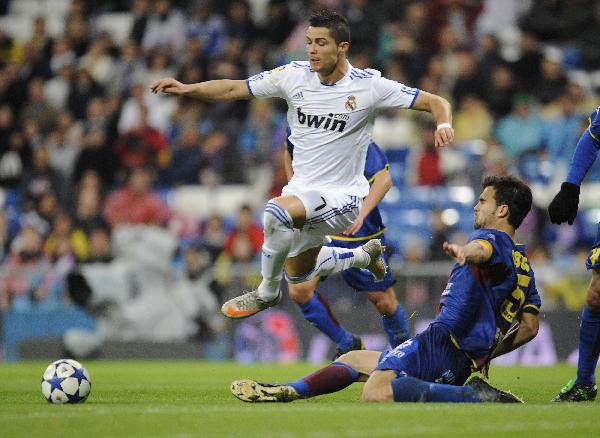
[345, 95, 357, 111]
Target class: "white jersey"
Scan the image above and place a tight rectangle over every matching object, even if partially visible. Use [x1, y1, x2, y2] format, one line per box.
[246, 61, 419, 197]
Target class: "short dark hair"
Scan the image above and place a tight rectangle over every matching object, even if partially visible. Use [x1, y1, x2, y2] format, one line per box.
[482, 175, 532, 229]
[309, 10, 350, 45]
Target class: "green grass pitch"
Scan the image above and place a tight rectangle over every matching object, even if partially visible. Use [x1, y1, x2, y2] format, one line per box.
[0, 361, 596, 437]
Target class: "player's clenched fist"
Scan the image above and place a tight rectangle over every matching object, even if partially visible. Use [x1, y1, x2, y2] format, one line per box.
[150, 77, 189, 95]
[443, 241, 466, 265]
[434, 125, 454, 147]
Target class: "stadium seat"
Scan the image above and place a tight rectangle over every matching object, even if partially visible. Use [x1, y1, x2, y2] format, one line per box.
[385, 148, 410, 187]
[519, 154, 555, 185]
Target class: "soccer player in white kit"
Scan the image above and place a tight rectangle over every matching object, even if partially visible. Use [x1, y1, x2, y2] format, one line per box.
[151, 10, 454, 319]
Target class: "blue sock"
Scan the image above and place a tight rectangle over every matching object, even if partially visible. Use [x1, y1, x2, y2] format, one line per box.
[382, 305, 410, 348]
[576, 306, 600, 385]
[289, 362, 359, 397]
[298, 292, 354, 351]
[391, 375, 480, 403]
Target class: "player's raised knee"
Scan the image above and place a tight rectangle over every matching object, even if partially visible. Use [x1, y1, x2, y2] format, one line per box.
[263, 201, 294, 235]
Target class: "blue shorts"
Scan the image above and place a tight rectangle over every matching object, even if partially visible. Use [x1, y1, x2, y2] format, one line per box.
[327, 235, 395, 292]
[586, 222, 600, 270]
[375, 323, 472, 385]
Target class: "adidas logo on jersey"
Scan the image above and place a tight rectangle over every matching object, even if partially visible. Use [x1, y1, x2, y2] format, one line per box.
[291, 91, 304, 101]
[297, 107, 348, 133]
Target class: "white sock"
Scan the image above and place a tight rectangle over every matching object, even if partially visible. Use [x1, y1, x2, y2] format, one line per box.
[257, 202, 294, 301]
[310, 245, 370, 278]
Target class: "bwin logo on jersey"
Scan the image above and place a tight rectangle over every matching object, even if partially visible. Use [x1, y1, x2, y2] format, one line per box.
[297, 108, 347, 132]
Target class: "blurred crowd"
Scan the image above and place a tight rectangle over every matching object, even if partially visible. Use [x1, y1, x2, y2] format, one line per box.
[1, 0, 600, 339]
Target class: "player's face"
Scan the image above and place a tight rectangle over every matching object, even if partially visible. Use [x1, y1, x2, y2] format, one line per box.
[306, 27, 344, 75]
[473, 186, 499, 229]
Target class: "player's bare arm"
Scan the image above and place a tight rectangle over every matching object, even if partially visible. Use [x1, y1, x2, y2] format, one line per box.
[443, 240, 492, 266]
[150, 78, 253, 102]
[489, 311, 540, 360]
[344, 168, 392, 236]
[411, 90, 454, 147]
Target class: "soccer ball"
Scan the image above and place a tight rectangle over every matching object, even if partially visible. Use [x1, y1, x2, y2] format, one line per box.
[41, 359, 91, 404]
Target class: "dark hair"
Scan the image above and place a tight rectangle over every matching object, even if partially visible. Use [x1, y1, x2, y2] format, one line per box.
[309, 10, 350, 45]
[482, 175, 532, 229]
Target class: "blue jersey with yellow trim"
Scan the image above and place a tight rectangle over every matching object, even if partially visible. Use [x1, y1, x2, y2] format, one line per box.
[435, 228, 541, 364]
[286, 131, 387, 242]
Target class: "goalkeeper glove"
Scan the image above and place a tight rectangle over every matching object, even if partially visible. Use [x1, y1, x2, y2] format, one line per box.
[548, 182, 580, 225]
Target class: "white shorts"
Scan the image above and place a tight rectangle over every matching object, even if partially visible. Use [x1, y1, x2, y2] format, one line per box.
[279, 186, 362, 257]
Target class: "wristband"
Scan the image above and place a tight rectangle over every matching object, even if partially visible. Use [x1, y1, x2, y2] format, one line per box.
[437, 123, 452, 130]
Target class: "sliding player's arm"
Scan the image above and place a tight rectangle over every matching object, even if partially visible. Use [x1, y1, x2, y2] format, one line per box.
[344, 167, 392, 235]
[443, 239, 493, 266]
[489, 311, 540, 360]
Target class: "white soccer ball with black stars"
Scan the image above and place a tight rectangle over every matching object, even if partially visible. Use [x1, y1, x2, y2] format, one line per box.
[41, 359, 91, 404]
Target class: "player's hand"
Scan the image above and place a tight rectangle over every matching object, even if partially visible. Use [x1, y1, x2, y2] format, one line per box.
[343, 216, 364, 235]
[443, 241, 466, 265]
[434, 126, 454, 148]
[548, 182, 580, 225]
[150, 77, 188, 95]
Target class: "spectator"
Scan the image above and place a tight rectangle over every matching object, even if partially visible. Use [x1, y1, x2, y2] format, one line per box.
[44, 211, 89, 262]
[67, 68, 104, 121]
[202, 214, 227, 262]
[20, 144, 65, 205]
[198, 130, 244, 184]
[542, 93, 584, 162]
[167, 124, 202, 185]
[512, 31, 542, 92]
[0, 225, 51, 310]
[226, 1, 256, 42]
[74, 183, 106, 235]
[110, 40, 146, 98]
[481, 63, 517, 118]
[494, 93, 545, 159]
[532, 47, 568, 105]
[0, 131, 28, 188]
[72, 129, 115, 187]
[86, 226, 113, 263]
[49, 38, 76, 76]
[129, 0, 151, 46]
[45, 64, 74, 111]
[26, 16, 53, 79]
[453, 94, 493, 142]
[103, 165, 171, 228]
[114, 104, 170, 172]
[416, 124, 444, 186]
[141, 0, 186, 54]
[78, 39, 115, 87]
[65, 11, 90, 58]
[451, 49, 484, 107]
[222, 205, 263, 261]
[46, 112, 82, 185]
[238, 99, 286, 165]
[20, 78, 58, 134]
